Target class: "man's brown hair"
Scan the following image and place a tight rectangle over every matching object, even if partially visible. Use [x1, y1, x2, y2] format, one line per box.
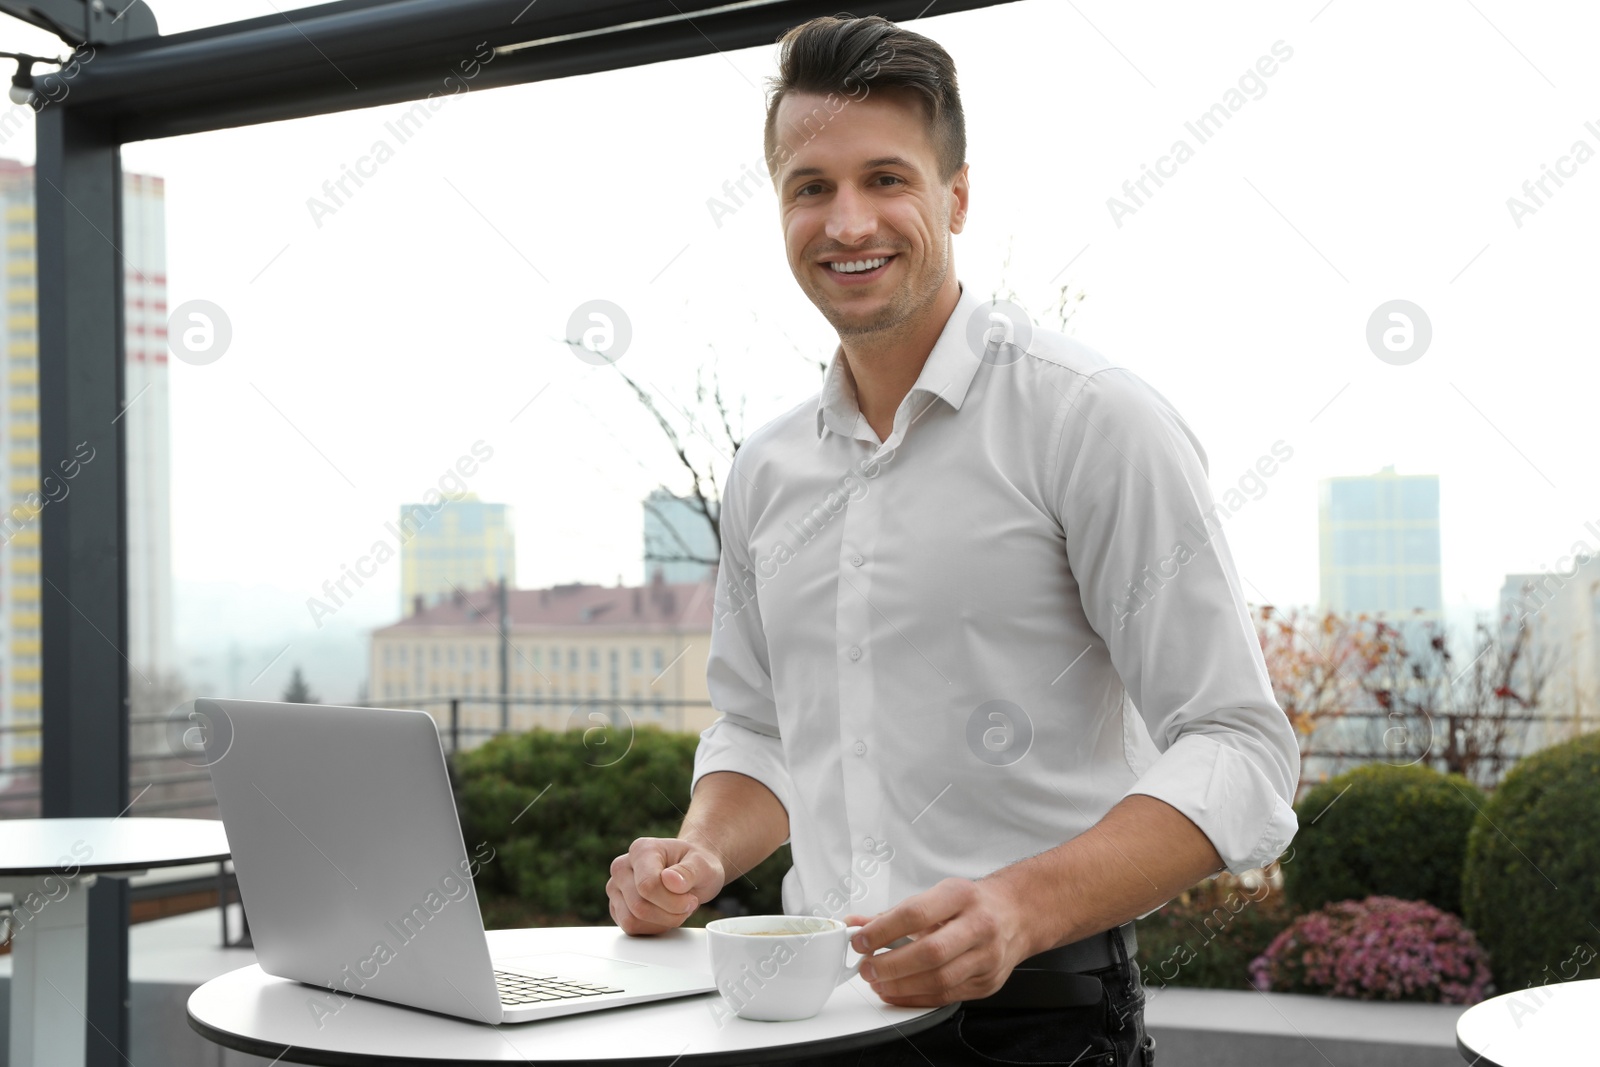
[763, 14, 966, 184]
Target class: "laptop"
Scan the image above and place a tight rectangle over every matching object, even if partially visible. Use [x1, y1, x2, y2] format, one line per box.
[195, 697, 717, 1025]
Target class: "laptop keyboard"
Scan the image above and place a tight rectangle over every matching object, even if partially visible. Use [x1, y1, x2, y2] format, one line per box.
[494, 970, 627, 1006]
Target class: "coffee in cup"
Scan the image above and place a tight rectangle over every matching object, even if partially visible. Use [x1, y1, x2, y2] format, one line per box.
[705, 915, 881, 1021]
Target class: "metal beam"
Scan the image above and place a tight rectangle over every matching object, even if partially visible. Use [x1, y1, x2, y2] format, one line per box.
[0, 0, 156, 45]
[31, 0, 1025, 142]
[35, 102, 132, 1066]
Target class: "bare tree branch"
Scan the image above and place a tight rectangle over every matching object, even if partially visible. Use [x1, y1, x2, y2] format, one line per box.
[641, 496, 717, 568]
[573, 342, 733, 567]
[991, 235, 1088, 334]
[773, 323, 829, 377]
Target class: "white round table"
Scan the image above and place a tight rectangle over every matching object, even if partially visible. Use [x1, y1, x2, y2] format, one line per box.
[1455, 977, 1595, 1065]
[0, 817, 231, 1067]
[188, 925, 958, 1065]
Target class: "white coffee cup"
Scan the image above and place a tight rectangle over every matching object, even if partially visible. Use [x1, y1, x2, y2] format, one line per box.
[705, 915, 877, 1021]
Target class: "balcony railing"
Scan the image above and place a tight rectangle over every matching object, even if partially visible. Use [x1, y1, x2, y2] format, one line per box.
[0, 699, 1557, 820]
[0, 696, 719, 820]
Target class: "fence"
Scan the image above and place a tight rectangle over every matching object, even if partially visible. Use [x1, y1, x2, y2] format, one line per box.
[0, 698, 1570, 820]
[0, 695, 721, 821]
[1293, 706, 1551, 799]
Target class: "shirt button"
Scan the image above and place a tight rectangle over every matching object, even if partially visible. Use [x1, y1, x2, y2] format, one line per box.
[849, 554, 864, 567]
[863, 836, 876, 850]
[854, 740, 867, 756]
[848, 646, 862, 661]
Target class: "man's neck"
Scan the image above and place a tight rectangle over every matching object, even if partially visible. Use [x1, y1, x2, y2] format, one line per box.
[840, 278, 962, 443]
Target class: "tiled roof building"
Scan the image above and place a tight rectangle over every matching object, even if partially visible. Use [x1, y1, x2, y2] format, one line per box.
[369, 570, 717, 742]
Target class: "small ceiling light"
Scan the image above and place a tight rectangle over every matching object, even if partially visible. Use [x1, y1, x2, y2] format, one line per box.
[1, 53, 53, 109]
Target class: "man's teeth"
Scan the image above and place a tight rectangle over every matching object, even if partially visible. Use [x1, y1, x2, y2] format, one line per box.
[829, 256, 890, 274]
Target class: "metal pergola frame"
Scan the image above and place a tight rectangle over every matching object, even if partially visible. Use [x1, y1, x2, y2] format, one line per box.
[12, 1, 1022, 1061]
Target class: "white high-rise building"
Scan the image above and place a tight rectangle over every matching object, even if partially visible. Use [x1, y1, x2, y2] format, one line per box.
[1500, 553, 1600, 754]
[0, 159, 173, 794]
[1318, 466, 1443, 644]
[642, 488, 717, 584]
[398, 494, 515, 615]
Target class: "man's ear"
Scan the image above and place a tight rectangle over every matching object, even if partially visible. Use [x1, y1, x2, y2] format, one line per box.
[948, 163, 971, 235]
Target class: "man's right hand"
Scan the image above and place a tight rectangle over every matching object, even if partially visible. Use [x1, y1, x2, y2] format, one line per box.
[607, 837, 727, 935]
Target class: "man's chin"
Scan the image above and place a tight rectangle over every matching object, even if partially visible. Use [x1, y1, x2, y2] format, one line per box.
[814, 291, 903, 337]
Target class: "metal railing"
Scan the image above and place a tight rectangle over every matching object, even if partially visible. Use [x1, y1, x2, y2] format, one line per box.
[1, 699, 1574, 819]
[0, 697, 719, 820]
[379, 694, 716, 757]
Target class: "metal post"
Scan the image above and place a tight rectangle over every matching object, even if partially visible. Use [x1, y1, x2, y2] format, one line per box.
[1, 874, 97, 1065]
[450, 698, 460, 755]
[35, 102, 131, 1067]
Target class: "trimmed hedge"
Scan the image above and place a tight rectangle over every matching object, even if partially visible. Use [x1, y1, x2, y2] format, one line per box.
[453, 724, 789, 925]
[1286, 763, 1482, 917]
[1462, 731, 1600, 992]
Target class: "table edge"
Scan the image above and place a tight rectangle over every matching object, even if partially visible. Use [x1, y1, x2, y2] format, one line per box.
[187, 992, 960, 1067]
[0, 851, 232, 877]
[1455, 1033, 1507, 1067]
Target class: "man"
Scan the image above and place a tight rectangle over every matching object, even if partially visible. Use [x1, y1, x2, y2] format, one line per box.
[606, 14, 1299, 1065]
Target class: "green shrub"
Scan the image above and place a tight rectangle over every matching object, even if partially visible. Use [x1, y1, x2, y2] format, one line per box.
[453, 724, 789, 926]
[1134, 872, 1295, 990]
[1285, 763, 1482, 916]
[1462, 731, 1600, 992]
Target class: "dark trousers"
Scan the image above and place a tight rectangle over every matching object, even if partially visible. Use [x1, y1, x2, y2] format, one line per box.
[776, 950, 1156, 1067]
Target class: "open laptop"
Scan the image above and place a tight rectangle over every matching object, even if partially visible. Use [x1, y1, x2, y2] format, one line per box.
[195, 697, 716, 1025]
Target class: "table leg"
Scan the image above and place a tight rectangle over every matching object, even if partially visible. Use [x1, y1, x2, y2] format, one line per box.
[1, 874, 97, 1067]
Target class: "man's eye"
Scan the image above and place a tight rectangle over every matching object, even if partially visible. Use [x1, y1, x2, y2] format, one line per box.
[797, 183, 824, 197]
[874, 175, 904, 187]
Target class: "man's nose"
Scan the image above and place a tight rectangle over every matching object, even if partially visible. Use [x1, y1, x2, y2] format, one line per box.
[825, 181, 880, 246]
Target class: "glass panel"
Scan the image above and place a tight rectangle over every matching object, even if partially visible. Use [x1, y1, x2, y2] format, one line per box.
[1400, 528, 1441, 567]
[1329, 480, 1378, 522]
[1401, 478, 1440, 521]
[9, 0, 1576, 824]
[1334, 528, 1383, 568]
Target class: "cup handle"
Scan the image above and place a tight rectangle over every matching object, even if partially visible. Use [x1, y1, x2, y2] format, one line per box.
[839, 925, 867, 985]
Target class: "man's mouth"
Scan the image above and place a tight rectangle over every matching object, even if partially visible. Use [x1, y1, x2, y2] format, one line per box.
[823, 254, 897, 281]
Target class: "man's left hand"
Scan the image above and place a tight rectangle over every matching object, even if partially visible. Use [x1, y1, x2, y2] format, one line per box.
[844, 876, 1038, 1007]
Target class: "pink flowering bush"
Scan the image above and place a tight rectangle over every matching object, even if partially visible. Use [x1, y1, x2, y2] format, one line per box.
[1248, 895, 1493, 1004]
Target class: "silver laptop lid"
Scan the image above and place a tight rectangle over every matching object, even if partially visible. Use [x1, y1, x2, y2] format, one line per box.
[197, 698, 503, 1025]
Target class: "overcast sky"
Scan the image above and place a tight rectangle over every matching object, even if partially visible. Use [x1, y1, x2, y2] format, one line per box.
[4, 0, 1597, 697]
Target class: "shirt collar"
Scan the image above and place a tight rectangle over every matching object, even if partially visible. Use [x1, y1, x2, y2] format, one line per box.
[815, 282, 986, 440]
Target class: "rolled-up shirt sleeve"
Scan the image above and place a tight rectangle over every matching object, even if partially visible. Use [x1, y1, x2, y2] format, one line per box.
[1052, 366, 1299, 875]
[692, 450, 794, 824]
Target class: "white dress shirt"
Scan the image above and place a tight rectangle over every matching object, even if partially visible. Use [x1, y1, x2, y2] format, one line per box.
[692, 281, 1299, 925]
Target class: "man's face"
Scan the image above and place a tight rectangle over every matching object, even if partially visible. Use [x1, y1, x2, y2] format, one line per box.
[772, 88, 968, 338]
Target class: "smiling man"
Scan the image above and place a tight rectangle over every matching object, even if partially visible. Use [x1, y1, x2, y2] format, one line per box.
[606, 15, 1300, 1066]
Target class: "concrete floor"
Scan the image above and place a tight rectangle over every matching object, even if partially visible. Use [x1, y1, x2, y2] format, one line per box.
[1144, 982, 1470, 1066]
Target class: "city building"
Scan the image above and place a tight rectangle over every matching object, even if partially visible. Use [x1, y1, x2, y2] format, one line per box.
[643, 487, 717, 584]
[369, 571, 716, 741]
[398, 493, 515, 614]
[1318, 466, 1443, 636]
[1499, 553, 1600, 754]
[0, 159, 173, 789]
[124, 170, 176, 681]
